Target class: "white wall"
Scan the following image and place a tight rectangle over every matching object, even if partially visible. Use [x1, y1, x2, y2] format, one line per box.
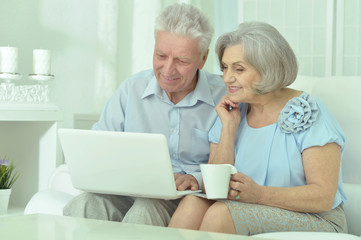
[0, 0, 98, 128]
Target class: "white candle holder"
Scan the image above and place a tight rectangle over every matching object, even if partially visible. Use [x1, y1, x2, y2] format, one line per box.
[0, 73, 55, 103]
[0, 73, 21, 102]
[0, 47, 55, 104]
[27, 74, 55, 102]
[28, 74, 54, 81]
[0, 72, 22, 81]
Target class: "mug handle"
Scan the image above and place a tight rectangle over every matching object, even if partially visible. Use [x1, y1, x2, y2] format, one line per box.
[225, 164, 238, 174]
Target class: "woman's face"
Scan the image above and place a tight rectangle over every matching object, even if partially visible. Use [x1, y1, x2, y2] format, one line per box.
[221, 44, 261, 103]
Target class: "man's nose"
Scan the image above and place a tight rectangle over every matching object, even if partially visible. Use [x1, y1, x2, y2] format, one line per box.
[163, 59, 175, 74]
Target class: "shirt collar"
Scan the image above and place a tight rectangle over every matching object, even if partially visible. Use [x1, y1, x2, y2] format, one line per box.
[142, 74, 162, 99]
[185, 70, 216, 107]
[141, 70, 216, 107]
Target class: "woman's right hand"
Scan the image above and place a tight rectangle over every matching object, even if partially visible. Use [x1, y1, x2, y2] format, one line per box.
[228, 172, 263, 204]
[216, 95, 241, 128]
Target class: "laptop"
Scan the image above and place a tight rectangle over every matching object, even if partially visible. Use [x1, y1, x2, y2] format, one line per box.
[58, 128, 201, 199]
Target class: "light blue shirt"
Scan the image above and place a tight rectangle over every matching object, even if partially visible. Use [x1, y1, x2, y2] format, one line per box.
[93, 69, 226, 188]
[209, 92, 347, 209]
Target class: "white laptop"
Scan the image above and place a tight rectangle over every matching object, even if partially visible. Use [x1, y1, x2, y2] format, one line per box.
[58, 128, 201, 199]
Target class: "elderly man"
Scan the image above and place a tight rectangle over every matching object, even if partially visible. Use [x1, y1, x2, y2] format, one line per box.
[63, 3, 226, 226]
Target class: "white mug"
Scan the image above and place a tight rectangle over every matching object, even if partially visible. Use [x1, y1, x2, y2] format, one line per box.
[200, 164, 237, 199]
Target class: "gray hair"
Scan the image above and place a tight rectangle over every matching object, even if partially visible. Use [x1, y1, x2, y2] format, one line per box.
[215, 22, 298, 94]
[154, 3, 213, 57]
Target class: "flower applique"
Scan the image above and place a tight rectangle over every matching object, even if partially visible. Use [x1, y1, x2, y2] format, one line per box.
[278, 93, 319, 133]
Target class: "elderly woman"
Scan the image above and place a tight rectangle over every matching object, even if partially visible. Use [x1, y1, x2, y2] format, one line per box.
[168, 22, 347, 235]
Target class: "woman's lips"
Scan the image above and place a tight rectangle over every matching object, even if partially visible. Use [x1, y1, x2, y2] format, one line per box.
[228, 86, 242, 93]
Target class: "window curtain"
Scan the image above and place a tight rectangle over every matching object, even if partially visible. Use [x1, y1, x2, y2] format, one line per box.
[94, 0, 163, 113]
[94, 0, 119, 113]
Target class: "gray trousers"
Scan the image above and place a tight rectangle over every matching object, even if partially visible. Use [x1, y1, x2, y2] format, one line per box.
[63, 192, 180, 226]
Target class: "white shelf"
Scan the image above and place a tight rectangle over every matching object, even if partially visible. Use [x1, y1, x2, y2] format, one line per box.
[0, 102, 59, 110]
[0, 103, 62, 121]
[0, 106, 62, 210]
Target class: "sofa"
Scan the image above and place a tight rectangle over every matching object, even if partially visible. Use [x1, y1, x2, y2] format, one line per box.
[25, 75, 361, 239]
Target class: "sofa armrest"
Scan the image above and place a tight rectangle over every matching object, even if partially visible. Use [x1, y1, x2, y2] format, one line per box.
[48, 164, 83, 196]
[343, 183, 361, 236]
[24, 190, 74, 215]
[24, 164, 83, 216]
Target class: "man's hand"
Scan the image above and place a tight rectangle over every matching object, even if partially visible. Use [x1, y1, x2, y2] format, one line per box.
[174, 173, 199, 191]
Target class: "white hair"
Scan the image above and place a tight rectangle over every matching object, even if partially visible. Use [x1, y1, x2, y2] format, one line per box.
[216, 22, 298, 94]
[154, 3, 213, 57]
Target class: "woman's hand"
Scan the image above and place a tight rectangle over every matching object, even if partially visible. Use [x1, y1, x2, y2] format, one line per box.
[215, 95, 241, 129]
[209, 96, 241, 165]
[228, 172, 263, 204]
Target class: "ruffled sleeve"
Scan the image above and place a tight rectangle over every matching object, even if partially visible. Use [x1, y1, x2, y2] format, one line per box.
[279, 92, 345, 152]
[299, 97, 345, 152]
[279, 92, 319, 133]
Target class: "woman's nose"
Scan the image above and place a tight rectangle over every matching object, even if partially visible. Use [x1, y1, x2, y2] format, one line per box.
[223, 70, 234, 83]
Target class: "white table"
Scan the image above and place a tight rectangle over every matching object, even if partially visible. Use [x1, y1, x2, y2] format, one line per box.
[0, 214, 270, 240]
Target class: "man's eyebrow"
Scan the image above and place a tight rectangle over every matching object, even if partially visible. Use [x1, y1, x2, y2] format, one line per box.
[155, 49, 191, 60]
[155, 49, 165, 54]
[177, 56, 191, 60]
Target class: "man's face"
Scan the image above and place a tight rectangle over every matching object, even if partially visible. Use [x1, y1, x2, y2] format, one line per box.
[153, 31, 207, 104]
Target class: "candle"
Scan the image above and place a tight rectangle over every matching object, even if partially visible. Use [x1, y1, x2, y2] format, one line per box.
[33, 49, 51, 75]
[0, 47, 18, 73]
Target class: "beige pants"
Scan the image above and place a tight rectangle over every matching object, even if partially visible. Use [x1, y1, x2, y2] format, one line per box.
[63, 192, 180, 226]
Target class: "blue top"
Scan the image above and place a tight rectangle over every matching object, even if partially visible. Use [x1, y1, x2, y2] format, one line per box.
[209, 92, 346, 208]
[93, 69, 227, 188]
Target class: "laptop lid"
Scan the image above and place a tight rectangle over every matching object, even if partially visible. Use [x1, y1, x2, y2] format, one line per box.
[58, 128, 200, 199]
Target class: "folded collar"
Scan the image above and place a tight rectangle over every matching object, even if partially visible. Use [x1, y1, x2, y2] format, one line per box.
[141, 70, 216, 107]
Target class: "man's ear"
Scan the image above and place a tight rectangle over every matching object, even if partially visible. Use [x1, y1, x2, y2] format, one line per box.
[198, 49, 209, 70]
